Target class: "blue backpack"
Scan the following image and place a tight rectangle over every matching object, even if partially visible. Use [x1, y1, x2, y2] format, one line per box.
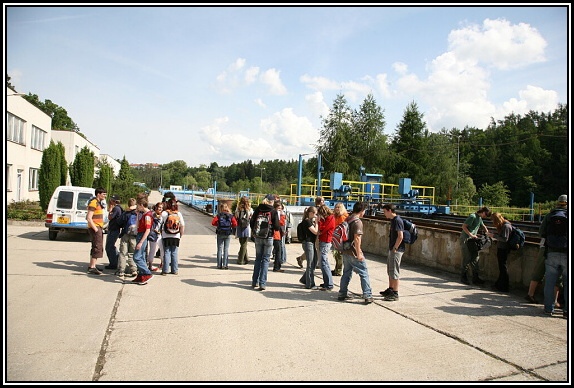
[508, 226, 526, 250]
[216, 212, 233, 235]
[402, 219, 419, 244]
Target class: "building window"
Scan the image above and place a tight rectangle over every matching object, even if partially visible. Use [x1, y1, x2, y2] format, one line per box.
[29, 168, 39, 191]
[6, 164, 12, 191]
[31, 126, 47, 151]
[7, 112, 26, 145]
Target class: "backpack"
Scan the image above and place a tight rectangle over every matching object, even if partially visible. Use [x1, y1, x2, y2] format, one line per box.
[545, 209, 568, 249]
[164, 210, 181, 234]
[466, 233, 492, 252]
[332, 218, 358, 252]
[109, 205, 124, 229]
[147, 214, 162, 242]
[253, 210, 272, 238]
[508, 226, 526, 250]
[238, 210, 250, 229]
[118, 210, 138, 236]
[402, 219, 419, 244]
[297, 220, 308, 242]
[216, 212, 233, 235]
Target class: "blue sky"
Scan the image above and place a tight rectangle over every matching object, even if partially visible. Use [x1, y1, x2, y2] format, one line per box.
[5, 5, 569, 167]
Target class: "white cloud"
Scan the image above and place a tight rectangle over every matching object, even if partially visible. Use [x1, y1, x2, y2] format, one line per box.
[255, 98, 266, 108]
[300, 74, 341, 91]
[448, 18, 547, 70]
[496, 85, 559, 118]
[260, 68, 287, 95]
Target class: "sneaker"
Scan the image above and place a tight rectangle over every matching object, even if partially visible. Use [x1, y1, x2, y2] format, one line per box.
[132, 275, 142, 283]
[544, 310, 554, 316]
[524, 294, 538, 304]
[379, 287, 394, 297]
[87, 267, 103, 275]
[273, 269, 285, 272]
[338, 295, 352, 301]
[171, 272, 178, 275]
[384, 292, 399, 301]
[365, 297, 374, 304]
[223, 266, 229, 270]
[258, 286, 266, 291]
[117, 272, 125, 278]
[460, 275, 470, 285]
[161, 272, 168, 276]
[150, 266, 160, 272]
[139, 274, 154, 285]
[125, 272, 137, 278]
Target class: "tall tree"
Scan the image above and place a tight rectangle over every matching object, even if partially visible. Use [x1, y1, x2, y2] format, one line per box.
[38, 140, 63, 211]
[350, 93, 389, 179]
[95, 160, 114, 195]
[316, 94, 353, 175]
[69, 146, 95, 187]
[389, 101, 429, 184]
[56, 141, 68, 185]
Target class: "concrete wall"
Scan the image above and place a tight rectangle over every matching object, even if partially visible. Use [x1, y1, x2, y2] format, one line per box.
[360, 218, 538, 290]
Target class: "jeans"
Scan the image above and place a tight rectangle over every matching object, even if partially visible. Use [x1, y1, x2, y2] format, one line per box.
[300, 241, 317, 288]
[338, 251, 372, 299]
[273, 239, 283, 270]
[163, 244, 179, 274]
[252, 237, 273, 288]
[280, 235, 287, 263]
[216, 233, 232, 268]
[319, 241, 333, 288]
[237, 237, 249, 264]
[105, 228, 120, 267]
[133, 232, 151, 276]
[544, 251, 568, 314]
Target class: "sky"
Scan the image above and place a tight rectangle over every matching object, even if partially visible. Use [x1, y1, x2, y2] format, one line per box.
[4, 4, 570, 167]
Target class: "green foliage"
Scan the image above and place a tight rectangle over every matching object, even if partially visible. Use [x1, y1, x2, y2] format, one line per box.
[111, 157, 141, 202]
[38, 140, 62, 211]
[95, 160, 114, 195]
[477, 181, 510, 207]
[7, 200, 44, 221]
[69, 146, 95, 187]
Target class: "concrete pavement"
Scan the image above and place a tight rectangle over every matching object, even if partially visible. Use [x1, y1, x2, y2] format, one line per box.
[5, 191, 569, 383]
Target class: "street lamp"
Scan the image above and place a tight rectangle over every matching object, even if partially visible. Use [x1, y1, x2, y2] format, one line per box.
[457, 135, 461, 192]
[257, 167, 265, 194]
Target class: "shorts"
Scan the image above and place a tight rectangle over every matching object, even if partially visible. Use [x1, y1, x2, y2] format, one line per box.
[88, 227, 104, 258]
[387, 249, 404, 280]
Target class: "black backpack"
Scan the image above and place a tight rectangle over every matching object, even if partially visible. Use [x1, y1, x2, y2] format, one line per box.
[508, 226, 526, 250]
[238, 210, 250, 229]
[545, 209, 568, 249]
[253, 210, 272, 238]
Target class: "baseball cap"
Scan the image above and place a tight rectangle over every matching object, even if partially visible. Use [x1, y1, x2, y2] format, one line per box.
[265, 194, 276, 201]
[110, 195, 120, 202]
[557, 194, 567, 203]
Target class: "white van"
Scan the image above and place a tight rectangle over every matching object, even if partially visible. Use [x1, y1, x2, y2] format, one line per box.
[44, 186, 106, 241]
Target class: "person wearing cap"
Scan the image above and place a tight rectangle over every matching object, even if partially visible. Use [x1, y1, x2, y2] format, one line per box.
[104, 195, 123, 270]
[539, 194, 568, 318]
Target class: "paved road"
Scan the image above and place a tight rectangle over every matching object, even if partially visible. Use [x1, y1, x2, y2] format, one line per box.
[5, 191, 569, 383]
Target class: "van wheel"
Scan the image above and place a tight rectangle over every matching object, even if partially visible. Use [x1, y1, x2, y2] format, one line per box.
[48, 230, 58, 241]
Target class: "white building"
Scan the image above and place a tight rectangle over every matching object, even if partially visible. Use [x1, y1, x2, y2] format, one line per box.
[6, 86, 116, 204]
[6, 87, 51, 203]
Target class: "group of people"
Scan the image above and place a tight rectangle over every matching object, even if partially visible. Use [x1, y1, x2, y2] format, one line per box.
[458, 195, 568, 319]
[86, 188, 185, 285]
[87, 188, 568, 317]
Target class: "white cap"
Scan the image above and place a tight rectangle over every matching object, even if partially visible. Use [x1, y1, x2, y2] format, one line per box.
[557, 194, 567, 203]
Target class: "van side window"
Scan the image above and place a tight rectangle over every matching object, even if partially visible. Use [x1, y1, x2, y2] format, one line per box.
[78, 193, 93, 210]
[56, 191, 74, 209]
